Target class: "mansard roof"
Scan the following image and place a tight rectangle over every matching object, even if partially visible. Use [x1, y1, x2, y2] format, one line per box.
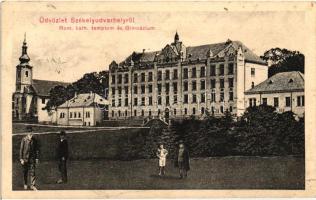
[32, 79, 70, 97]
[245, 71, 304, 94]
[118, 39, 266, 67]
[58, 93, 109, 108]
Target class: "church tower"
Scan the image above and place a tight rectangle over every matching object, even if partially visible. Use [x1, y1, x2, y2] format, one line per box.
[16, 33, 32, 93]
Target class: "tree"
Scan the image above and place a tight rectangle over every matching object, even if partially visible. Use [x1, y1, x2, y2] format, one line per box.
[44, 70, 109, 111]
[260, 48, 304, 77]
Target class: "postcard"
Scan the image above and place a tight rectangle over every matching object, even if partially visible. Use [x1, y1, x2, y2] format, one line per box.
[1, 1, 316, 198]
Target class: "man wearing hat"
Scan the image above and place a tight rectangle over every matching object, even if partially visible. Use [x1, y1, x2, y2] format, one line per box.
[19, 126, 40, 190]
[56, 130, 69, 184]
[174, 140, 190, 179]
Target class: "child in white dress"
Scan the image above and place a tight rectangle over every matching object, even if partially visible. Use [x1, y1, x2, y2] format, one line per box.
[156, 144, 168, 176]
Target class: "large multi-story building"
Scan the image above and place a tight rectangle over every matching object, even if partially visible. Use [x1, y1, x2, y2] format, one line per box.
[108, 32, 268, 120]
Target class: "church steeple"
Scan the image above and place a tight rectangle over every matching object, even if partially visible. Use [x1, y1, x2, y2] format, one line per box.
[174, 31, 179, 43]
[19, 33, 30, 64]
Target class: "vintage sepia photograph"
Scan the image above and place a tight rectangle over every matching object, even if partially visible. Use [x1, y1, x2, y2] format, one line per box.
[1, 1, 316, 198]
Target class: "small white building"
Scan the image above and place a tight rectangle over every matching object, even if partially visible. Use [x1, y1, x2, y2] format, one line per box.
[244, 71, 304, 117]
[57, 93, 109, 126]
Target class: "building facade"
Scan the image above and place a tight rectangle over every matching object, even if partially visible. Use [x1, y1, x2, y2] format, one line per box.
[245, 71, 305, 117]
[12, 35, 69, 123]
[57, 92, 109, 126]
[108, 33, 268, 120]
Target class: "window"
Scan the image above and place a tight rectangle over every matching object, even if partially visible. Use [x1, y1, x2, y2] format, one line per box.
[149, 96, 153, 105]
[201, 107, 205, 115]
[210, 79, 216, 89]
[148, 84, 153, 93]
[111, 87, 115, 96]
[210, 65, 216, 76]
[141, 85, 145, 94]
[118, 99, 121, 107]
[228, 78, 234, 88]
[251, 68, 255, 76]
[112, 75, 115, 84]
[297, 95, 305, 107]
[124, 86, 128, 96]
[211, 90, 216, 102]
[192, 81, 197, 91]
[211, 106, 215, 114]
[192, 94, 197, 103]
[184, 94, 188, 104]
[228, 63, 234, 75]
[86, 111, 90, 118]
[274, 97, 279, 107]
[42, 98, 45, 104]
[184, 108, 188, 115]
[219, 64, 224, 76]
[133, 73, 138, 83]
[184, 82, 188, 91]
[220, 90, 224, 102]
[134, 110, 137, 116]
[74, 112, 77, 118]
[286, 97, 291, 107]
[141, 97, 145, 106]
[112, 111, 114, 117]
[200, 66, 205, 77]
[125, 98, 128, 106]
[141, 110, 144, 116]
[166, 96, 170, 105]
[118, 74, 122, 84]
[200, 80, 205, 90]
[149, 110, 152, 116]
[229, 106, 233, 113]
[148, 72, 153, 82]
[249, 98, 256, 107]
[165, 83, 170, 93]
[125, 110, 128, 117]
[133, 86, 138, 94]
[192, 107, 196, 115]
[201, 93, 205, 103]
[220, 106, 224, 113]
[59, 112, 65, 118]
[134, 98, 138, 106]
[174, 109, 177, 115]
[229, 91, 233, 101]
[158, 71, 162, 81]
[220, 79, 225, 88]
[139, 73, 144, 82]
[262, 98, 268, 105]
[173, 69, 178, 79]
[183, 68, 188, 79]
[124, 73, 129, 83]
[158, 96, 162, 105]
[165, 70, 170, 80]
[174, 95, 178, 104]
[118, 87, 122, 95]
[118, 110, 121, 117]
[191, 67, 196, 78]
[112, 99, 115, 107]
[158, 84, 162, 94]
[173, 82, 178, 94]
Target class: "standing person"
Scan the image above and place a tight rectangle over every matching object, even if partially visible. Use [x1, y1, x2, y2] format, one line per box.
[56, 130, 69, 184]
[19, 126, 40, 190]
[174, 141, 190, 179]
[156, 143, 168, 176]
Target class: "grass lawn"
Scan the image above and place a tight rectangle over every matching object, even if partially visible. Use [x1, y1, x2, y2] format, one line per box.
[12, 156, 304, 190]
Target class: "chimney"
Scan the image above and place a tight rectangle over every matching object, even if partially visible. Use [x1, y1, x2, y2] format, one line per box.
[74, 92, 77, 98]
[143, 49, 145, 53]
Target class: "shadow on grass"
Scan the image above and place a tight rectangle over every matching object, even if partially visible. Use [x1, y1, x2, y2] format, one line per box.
[150, 174, 180, 180]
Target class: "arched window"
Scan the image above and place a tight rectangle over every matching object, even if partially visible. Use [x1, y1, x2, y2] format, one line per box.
[201, 107, 205, 115]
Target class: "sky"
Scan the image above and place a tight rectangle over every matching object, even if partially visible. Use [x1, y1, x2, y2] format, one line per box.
[10, 10, 307, 84]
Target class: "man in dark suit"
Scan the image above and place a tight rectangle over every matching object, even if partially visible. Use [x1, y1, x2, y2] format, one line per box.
[174, 141, 190, 179]
[19, 126, 40, 190]
[56, 130, 68, 184]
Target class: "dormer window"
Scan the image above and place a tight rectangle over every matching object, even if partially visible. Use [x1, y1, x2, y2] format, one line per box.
[268, 80, 273, 84]
[289, 79, 294, 83]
